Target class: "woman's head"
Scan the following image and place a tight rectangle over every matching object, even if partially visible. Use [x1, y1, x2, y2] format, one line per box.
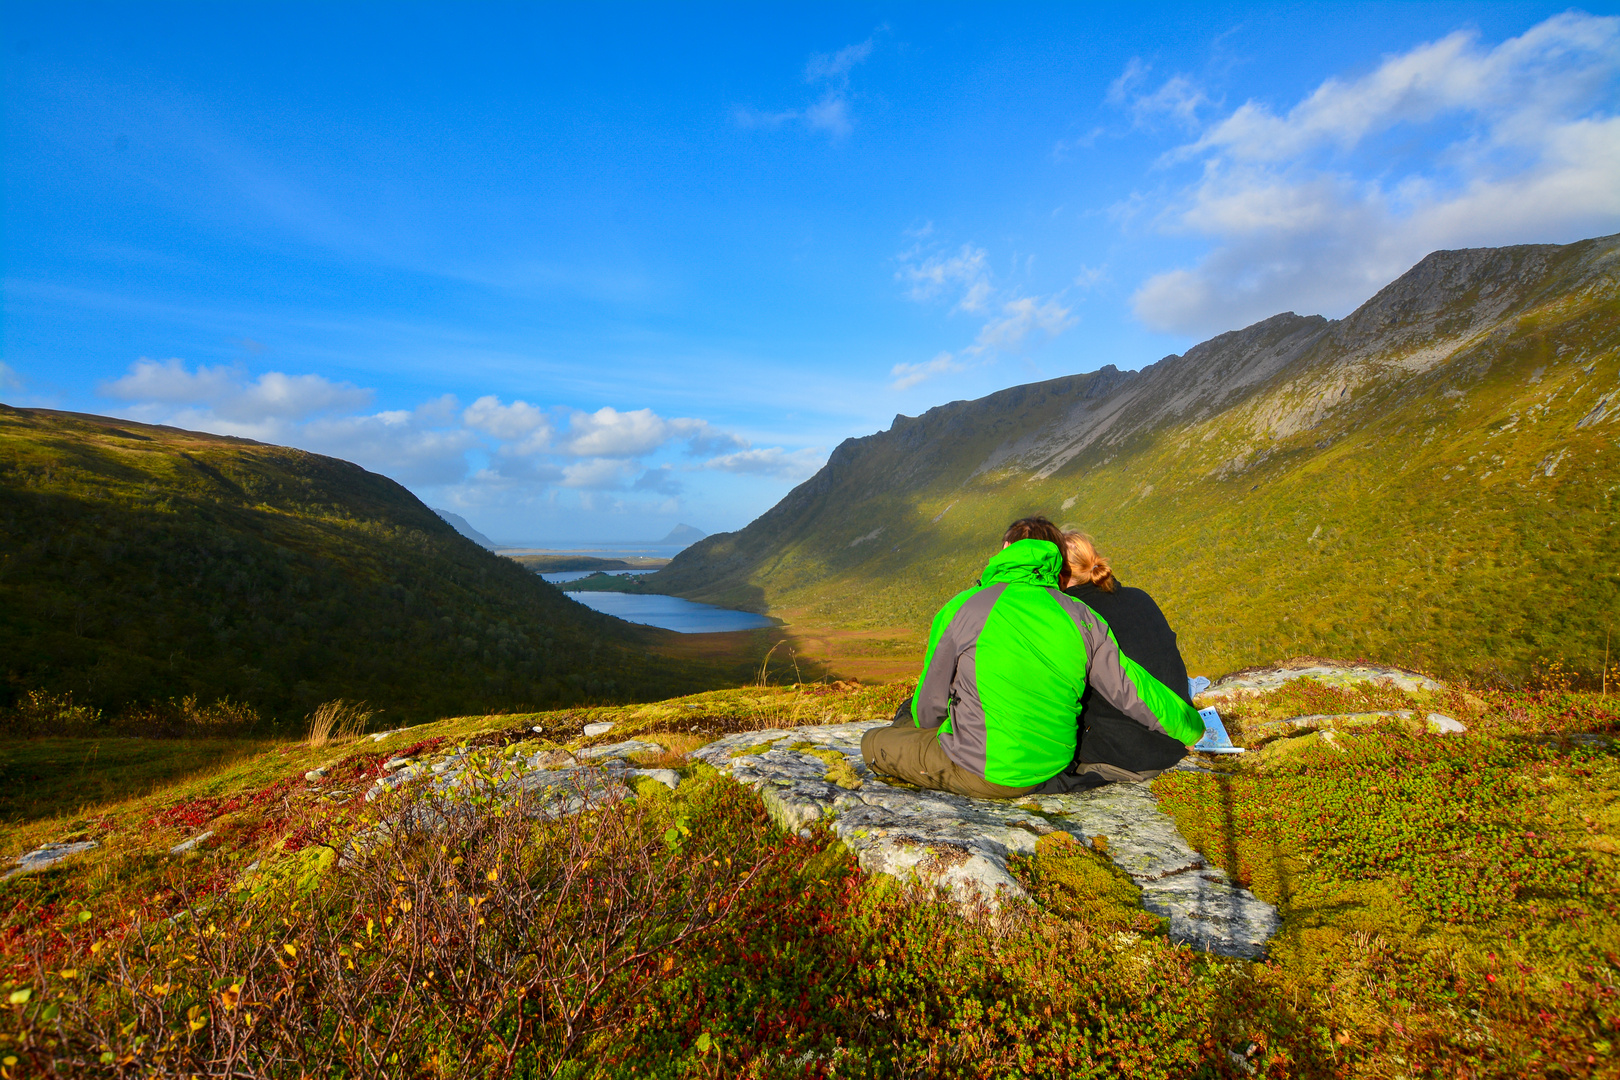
[1061, 530, 1116, 592]
[1002, 516, 1070, 583]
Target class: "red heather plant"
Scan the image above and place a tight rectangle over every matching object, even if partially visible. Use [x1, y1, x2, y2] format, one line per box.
[6, 769, 781, 1078]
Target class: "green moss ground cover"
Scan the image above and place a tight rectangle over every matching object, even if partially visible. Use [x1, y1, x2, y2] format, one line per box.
[1, 680, 1616, 1077]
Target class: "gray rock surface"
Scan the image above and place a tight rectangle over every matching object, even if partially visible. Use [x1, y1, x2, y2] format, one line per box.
[630, 768, 682, 790]
[1249, 710, 1463, 740]
[1201, 662, 1443, 701]
[364, 736, 664, 808]
[576, 738, 661, 760]
[1426, 713, 1467, 734]
[169, 831, 214, 855]
[691, 723, 1279, 958]
[5, 841, 98, 880]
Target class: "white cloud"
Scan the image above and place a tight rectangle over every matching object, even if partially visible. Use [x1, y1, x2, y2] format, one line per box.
[463, 395, 552, 453]
[891, 232, 1079, 386]
[555, 406, 746, 458]
[93, 359, 813, 528]
[560, 406, 669, 457]
[1073, 265, 1106, 289]
[1109, 59, 1209, 130]
[1125, 12, 1620, 335]
[804, 94, 853, 137]
[732, 105, 801, 130]
[805, 39, 873, 83]
[0, 361, 23, 394]
[972, 297, 1076, 352]
[890, 351, 968, 390]
[1185, 15, 1620, 163]
[896, 244, 992, 310]
[734, 35, 876, 140]
[701, 445, 826, 479]
[560, 457, 636, 490]
[297, 406, 478, 486]
[102, 357, 372, 424]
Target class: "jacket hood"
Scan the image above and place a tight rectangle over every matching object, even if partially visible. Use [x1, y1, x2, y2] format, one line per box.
[983, 538, 1062, 587]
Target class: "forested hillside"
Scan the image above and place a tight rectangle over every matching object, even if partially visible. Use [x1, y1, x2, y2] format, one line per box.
[0, 407, 720, 727]
[653, 234, 1620, 683]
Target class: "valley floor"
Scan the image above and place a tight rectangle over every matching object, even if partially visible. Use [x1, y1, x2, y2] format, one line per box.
[2, 672, 1617, 1078]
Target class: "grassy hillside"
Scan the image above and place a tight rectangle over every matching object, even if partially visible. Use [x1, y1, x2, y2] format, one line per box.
[2, 680, 1615, 1076]
[653, 234, 1620, 684]
[0, 407, 726, 729]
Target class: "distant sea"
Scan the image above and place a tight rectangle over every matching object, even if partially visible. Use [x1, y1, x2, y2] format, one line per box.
[495, 541, 692, 561]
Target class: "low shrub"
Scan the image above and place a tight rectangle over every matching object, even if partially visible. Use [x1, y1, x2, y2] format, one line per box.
[1, 691, 264, 740]
[6, 767, 785, 1077]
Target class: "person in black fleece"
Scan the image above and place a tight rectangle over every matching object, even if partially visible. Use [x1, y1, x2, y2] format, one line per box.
[1036, 531, 1192, 792]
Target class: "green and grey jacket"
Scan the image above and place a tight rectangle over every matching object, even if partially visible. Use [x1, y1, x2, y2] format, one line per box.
[911, 539, 1205, 788]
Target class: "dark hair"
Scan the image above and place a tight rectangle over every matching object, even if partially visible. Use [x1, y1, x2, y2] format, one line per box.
[1002, 516, 1070, 582]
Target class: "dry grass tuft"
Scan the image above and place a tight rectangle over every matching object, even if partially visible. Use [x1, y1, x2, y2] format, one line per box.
[633, 733, 710, 768]
[304, 699, 372, 748]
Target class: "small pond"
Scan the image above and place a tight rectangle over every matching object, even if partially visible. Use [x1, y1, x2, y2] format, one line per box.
[564, 591, 774, 634]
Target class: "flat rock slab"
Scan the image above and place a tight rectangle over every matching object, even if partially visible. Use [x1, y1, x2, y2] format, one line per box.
[5, 841, 98, 880]
[691, 723, 1279, 958]
[1203, 662, 1443, 701]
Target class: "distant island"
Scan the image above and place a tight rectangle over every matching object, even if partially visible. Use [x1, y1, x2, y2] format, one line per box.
[560, 570, 661, 593]
[659, 523, 706, 546]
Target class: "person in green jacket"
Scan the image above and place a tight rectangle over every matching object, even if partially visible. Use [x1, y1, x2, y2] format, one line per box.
[860, 516, 1205, 799]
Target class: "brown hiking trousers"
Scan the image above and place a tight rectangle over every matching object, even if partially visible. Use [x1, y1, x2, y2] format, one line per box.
[860, 710, 1040, 800]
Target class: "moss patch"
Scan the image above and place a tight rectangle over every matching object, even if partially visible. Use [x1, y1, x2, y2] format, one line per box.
[788, 742, 863, 789]
[1010, 832, 1165, 935]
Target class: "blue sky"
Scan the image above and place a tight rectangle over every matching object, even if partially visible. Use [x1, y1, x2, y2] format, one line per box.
[5, 3, 1618, 542]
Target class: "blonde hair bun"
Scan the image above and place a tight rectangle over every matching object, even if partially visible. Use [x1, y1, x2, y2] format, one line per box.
[1060, 531, 1117, 592]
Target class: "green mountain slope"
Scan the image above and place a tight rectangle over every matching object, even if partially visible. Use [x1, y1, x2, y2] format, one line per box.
[654, 234, 1620, 682]
[0, 407, 719, 725]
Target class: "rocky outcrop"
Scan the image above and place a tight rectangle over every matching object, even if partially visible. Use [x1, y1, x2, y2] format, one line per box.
[1199, 661, 1445, 701]
[691, 723, 1280, 958]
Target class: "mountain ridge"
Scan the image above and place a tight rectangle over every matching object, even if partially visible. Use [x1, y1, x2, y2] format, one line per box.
[433, 508, 498, 550]
[0, 406, 724, 723]
[651, 233, 1620, 682]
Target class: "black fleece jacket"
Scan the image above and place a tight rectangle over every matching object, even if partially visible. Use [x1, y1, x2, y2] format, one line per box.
[1063, 579, 1192, 772]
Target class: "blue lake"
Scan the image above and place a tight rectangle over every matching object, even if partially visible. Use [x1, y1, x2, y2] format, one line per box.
[565, 591, 774, 633]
